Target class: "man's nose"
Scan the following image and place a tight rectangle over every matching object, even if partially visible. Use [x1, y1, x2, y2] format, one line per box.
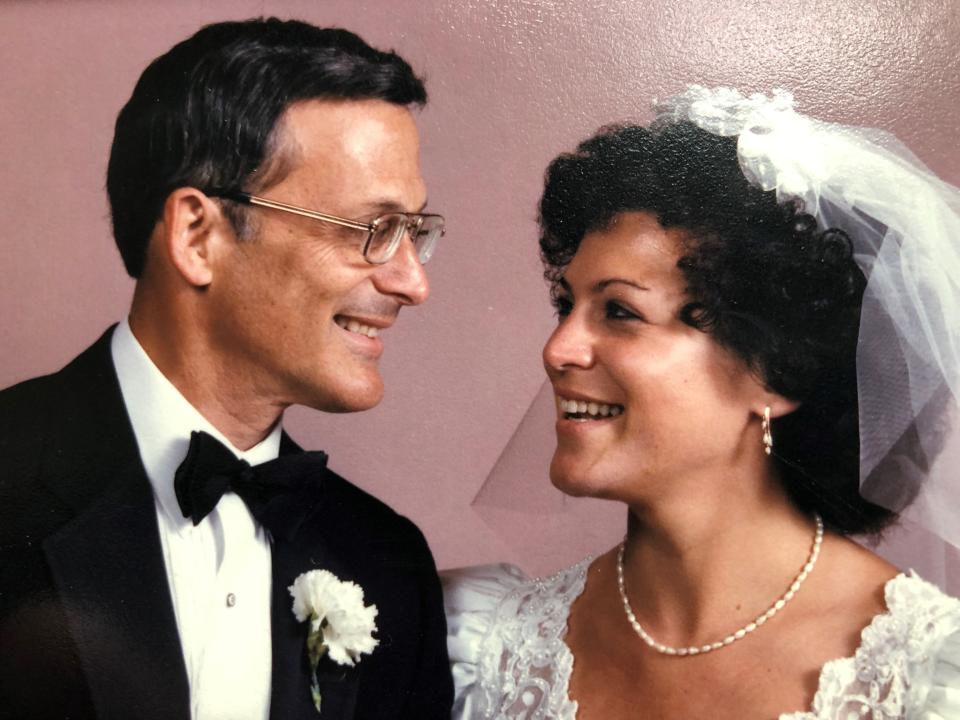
[543, 316, 593, 371]
[374, 234, 430, 306]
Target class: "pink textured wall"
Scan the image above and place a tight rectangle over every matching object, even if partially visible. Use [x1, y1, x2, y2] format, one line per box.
[2, 0, 959, 581]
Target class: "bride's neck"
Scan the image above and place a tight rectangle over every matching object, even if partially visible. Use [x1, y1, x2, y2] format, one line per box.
[620, 478, 816, 645]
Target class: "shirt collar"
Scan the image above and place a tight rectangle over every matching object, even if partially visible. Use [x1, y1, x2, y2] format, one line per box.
[111, 318, 282, 529]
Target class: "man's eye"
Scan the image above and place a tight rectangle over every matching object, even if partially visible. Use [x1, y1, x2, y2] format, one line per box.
[552, 296, 573, 318]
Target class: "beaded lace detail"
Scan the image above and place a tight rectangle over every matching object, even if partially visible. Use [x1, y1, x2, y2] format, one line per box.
[781, 571, 960, 719]
[465, 565, 960, 719]
[471, 557, 591, 719]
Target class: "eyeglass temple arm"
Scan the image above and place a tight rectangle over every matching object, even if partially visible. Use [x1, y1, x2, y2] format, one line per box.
[206, 189, 373, 233]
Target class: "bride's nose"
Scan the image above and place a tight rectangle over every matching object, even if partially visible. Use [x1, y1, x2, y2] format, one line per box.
[543, 316, 594, 372]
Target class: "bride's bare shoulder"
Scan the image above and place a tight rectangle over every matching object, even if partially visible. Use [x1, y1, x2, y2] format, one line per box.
[804, 532, 900, 627]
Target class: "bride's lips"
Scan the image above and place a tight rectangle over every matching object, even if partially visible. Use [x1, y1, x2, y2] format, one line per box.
[554, 392, 624, 433]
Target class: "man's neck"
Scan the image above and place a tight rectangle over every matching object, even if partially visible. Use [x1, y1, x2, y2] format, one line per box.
[128, 310, 284, 451]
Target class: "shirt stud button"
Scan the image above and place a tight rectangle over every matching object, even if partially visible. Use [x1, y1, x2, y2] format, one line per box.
[226, 593, 236, 607]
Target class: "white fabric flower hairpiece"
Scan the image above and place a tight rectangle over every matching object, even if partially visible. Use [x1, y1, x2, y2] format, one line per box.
[654, 85, 827, 207]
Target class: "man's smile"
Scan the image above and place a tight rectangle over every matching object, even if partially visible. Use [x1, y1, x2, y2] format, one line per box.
[334, 315, 382, 338]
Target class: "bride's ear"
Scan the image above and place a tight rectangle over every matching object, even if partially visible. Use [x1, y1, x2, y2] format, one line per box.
[757, 394, 801, 420]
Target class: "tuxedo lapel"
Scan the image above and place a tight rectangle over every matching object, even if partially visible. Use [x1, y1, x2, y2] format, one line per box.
[268, 470, 359, 720]
[29, 331, 371, 720]
[44, 478, 190, 720]
[38, 329, 190, 720]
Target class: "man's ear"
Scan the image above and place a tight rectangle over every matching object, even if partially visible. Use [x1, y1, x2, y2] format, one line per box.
[159, 188, 230, 287]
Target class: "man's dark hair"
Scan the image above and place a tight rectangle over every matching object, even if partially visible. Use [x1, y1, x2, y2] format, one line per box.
[539, 120, 898, 536]
[107, 18, 427, 277]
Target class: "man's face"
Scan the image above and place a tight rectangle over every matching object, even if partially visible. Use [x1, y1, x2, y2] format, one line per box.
[206, 99, 430, 413]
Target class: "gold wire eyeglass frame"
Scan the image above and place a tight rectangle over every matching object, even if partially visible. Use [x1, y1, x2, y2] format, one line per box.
[208, 190, 445, 265]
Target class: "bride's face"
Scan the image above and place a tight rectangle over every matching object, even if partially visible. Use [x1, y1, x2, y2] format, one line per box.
[543, 211, 767, 504]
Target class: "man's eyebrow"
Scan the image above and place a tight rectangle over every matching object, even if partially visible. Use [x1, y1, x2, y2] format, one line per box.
[358, 198, 429, 215]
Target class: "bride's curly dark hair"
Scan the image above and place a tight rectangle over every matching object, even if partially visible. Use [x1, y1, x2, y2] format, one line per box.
[538, 120, 895, 536]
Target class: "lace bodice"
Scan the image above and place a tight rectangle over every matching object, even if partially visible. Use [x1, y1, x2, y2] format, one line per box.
[441, 561, 960, 719]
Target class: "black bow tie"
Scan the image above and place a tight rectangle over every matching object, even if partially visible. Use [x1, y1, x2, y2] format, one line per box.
[174, 430, 328, 539]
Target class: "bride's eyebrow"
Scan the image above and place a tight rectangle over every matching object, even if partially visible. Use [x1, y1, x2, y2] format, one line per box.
[556, 277, 651, 295]
[596, 278, 650, 292]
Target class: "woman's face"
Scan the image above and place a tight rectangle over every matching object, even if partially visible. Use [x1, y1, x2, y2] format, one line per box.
[542, 211, 768, 505]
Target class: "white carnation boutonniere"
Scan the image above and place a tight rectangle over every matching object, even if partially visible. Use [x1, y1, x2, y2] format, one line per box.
[289, 570, 379, 714]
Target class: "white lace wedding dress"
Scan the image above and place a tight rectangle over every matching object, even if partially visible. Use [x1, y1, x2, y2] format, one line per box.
[442, 559, 960, 719]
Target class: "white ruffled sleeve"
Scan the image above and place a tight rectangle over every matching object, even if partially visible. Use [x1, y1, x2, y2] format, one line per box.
[441, 563, 529, 720]
[918, 627, 960, 719]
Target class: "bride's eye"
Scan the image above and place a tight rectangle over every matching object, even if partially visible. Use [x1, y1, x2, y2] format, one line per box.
[552, 295, 573, 318]
[606, 301, 641, 321]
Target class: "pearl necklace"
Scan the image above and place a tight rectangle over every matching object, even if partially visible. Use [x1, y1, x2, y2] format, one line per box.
[616, 514, 823, 656]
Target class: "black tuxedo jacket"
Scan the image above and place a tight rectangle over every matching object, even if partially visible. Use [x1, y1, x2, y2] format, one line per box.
[0, 328, 453, 720]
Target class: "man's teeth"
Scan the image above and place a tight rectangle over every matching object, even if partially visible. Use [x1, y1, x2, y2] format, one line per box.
[557, 397, 623, 418]
[335, 317, 379, 338]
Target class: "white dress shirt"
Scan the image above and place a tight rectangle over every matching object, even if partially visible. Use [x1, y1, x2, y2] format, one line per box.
[112, 319, 278, 720]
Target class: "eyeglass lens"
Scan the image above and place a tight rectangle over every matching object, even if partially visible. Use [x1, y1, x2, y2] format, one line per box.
[366, 214, 444, 264]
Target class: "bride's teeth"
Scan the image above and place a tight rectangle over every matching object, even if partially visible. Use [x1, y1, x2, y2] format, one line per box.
[556, 396, 623, 418]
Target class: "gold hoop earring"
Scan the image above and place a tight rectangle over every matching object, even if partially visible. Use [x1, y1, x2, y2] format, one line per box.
[762, 406, 773, 455]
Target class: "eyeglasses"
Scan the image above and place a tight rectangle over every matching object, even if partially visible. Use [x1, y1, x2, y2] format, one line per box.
[209, 190, 445, 265]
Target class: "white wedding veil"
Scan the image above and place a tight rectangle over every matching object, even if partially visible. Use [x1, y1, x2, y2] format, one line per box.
[653, 87, 960, 562]
[473, 87, 960, 589]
